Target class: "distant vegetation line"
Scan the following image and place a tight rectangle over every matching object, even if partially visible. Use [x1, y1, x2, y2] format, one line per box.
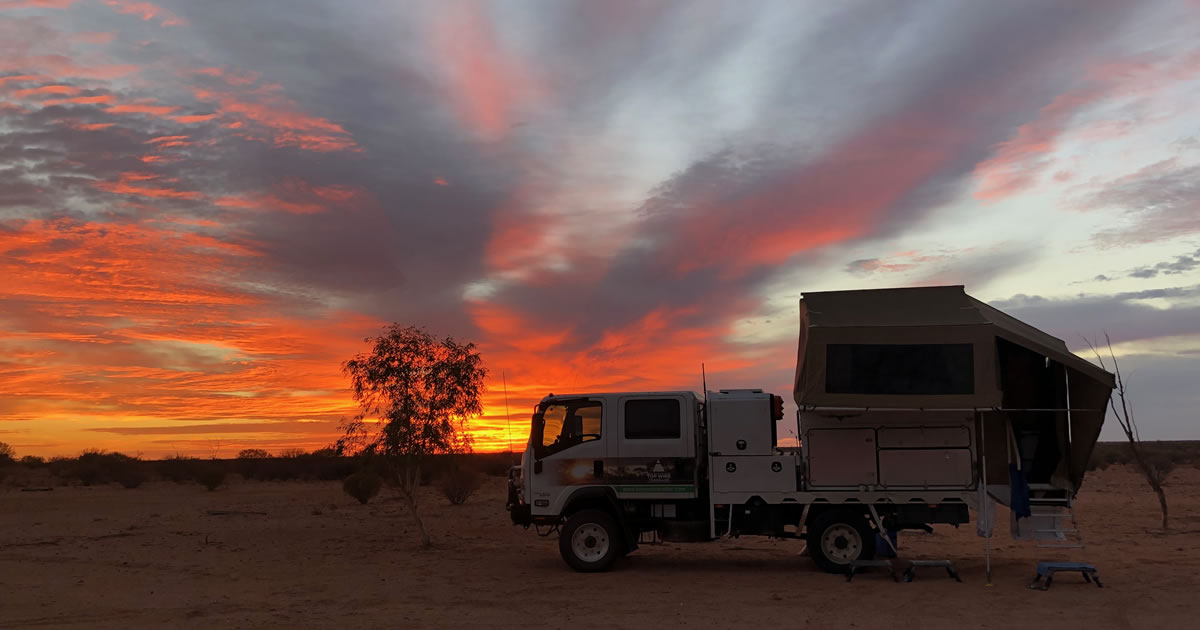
[2, 441, 1197, 489]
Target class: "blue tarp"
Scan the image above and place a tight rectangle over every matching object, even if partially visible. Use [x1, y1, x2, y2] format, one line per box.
[1009, 463, 1031, 520]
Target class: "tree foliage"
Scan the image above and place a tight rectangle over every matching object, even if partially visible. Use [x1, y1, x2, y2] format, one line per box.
[237, 448, 270, 459]
[0, 442, 14, 465]
[337, 325, 487, 547]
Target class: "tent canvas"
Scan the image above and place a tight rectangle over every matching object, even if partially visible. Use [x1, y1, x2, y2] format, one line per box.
[793, 285, 1114, 493]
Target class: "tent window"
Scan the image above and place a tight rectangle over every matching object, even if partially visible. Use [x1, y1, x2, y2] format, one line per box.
[625, 399, 681, 439]
[825, 344, 974, 395]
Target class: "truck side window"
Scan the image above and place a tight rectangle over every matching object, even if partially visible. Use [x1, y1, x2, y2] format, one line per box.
[539, 401, 602, 456]
[624, 399, 681, 439]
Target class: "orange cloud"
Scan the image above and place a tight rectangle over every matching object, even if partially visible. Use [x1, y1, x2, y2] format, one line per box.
[212, 180, 361, 216]
[94, 171, 202, 200]
[145, 134, 191, 147]
[43, 93, 117, 106]
[0, 217, 393, 457]
[58, 120, 114, 131]
[0, 55, 139, 80]
[0, 74, 47, 85]
[173, 113, 217, 123]
[11, 84, 80, 98]
[192, 86, 358, 152]
[106, 101, 180, 116]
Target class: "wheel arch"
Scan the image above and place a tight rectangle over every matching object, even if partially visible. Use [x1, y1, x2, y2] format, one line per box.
[561, 486, 637, 552]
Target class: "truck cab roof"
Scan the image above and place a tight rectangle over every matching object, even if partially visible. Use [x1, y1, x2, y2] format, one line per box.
[538, 391, 701, 404]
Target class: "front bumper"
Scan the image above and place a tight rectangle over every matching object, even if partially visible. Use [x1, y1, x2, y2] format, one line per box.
[509, 502, 532, 526]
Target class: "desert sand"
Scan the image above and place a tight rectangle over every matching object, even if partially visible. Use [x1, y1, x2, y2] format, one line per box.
[2, 466, 1198, 629]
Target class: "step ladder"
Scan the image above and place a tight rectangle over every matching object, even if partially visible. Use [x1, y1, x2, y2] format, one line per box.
[1016, 493, 1084, 549]
[1018, 492, 1102, 589]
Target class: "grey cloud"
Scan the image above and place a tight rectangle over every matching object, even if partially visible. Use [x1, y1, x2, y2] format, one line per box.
[847, 259, 881, 274]
[1127, 248, 1200, 279]
[993, 284, 1200, 348]
[1087, 160, 1200, 246]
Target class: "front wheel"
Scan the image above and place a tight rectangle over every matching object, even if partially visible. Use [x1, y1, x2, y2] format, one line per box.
[559, 509, 621, 572]
[806, 509, 876, 573]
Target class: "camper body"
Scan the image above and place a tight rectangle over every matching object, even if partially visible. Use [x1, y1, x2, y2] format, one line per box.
[505, 286, 1115, 572]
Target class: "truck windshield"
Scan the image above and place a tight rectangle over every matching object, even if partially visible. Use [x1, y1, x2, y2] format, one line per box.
[532, 399, 602, 458]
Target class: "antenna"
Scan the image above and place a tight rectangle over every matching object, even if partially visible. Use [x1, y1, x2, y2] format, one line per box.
[503, 371, 514, 458]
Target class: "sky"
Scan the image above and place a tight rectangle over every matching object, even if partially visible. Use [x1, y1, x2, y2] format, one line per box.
[1, 0, 1199, 459]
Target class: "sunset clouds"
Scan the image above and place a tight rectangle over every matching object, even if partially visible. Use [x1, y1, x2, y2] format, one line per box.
[3, 0, 1200, 456]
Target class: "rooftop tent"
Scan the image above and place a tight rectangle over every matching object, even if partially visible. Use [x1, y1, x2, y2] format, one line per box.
[793, 285, 1115, 492]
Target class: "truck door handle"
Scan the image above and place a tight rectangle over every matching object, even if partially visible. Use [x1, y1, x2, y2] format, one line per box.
[594, 460, 604, 477]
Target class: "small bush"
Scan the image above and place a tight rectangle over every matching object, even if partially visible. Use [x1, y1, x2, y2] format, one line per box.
[197, 467, 226, 491]
[160, 455, 200, 483]
[439, 465, 483, 505]
[20, 455, 46, 467]
[115, 465, 148, 488]
[343, 471, 382, 504]
[68, 450, 142, 486]
[0, 441, 14, 465]
[237, 449, 270, 459]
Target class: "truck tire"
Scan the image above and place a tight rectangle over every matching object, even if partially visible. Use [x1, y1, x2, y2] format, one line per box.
[559, 509, 621, 572]
[806, 509, 876, 574]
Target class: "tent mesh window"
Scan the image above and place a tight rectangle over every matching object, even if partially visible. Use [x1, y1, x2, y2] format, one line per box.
[825, 343, 974, 395]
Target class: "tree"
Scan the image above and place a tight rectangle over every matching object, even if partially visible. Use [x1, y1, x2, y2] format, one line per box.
[337, 324, 487, 548]
[0, 442, 13, 465]
[237, 448, 271, 459]
[1087, 334, 1169, 529]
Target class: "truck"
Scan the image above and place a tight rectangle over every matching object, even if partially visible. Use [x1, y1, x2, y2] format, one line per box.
[506, 286, 1115, 573]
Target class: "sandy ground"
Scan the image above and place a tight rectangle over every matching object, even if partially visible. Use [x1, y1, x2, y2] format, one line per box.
[2, 466, 1198, 629]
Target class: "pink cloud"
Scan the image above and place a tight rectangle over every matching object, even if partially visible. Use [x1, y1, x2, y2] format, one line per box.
[102, 0, 185, 27]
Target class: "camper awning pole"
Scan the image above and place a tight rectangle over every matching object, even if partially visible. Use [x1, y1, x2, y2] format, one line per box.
[979, 410, 992, 585]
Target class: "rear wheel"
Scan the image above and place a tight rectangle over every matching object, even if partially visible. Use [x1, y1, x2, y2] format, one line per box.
[806, 509, 876, 573]
[559, 509, 622, 572]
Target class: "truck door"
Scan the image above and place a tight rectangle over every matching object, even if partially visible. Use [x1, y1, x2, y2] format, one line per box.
[614, 395, 697, 496]
[529, 397, 611, 514]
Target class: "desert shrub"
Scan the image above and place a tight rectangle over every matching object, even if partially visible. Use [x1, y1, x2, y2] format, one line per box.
[343, 471, 382, 504]
[115, 463, 148, 488]
[477, 453, 519, 477]
[439, 464, 483, 505]
[20, 455, 46, 467]
[67, 450, 142, 486]
[197, 467, 226, 491]
[238, 449, 270, 459]
[159, 455, 201, 484]
[47, 456, 72, 479]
